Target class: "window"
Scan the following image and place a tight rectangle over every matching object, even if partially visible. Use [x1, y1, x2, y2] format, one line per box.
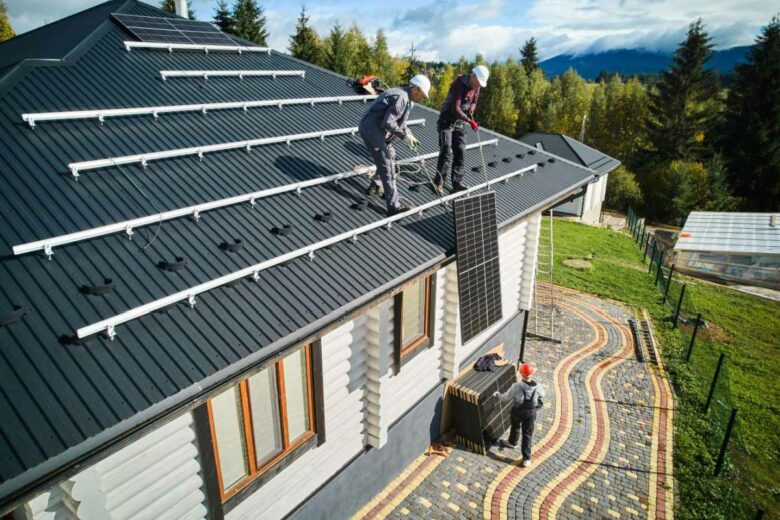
[207, 345, 316, 500]
[394, 275, 436, 370]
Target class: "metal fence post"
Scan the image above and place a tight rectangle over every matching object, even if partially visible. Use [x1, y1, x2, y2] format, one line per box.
[643, 234, 650, 263]
[714, 407, 738, 476]
[627, 207, 633, 229]
[705, 353, 726, 414]
[685, 312, 702, 362]
[663, 264, 676, 303]
[648, 241, 657, 273]
[654, 251, 666, 286]
[673, 284, 687, 328]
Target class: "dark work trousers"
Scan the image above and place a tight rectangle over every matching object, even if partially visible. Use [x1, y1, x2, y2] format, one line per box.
[435, 120, 467, 186]
[508, 407, 536, 460]
[360, 133, 400, 211]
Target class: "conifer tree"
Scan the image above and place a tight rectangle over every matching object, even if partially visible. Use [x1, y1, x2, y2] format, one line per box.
[372, 30, 396, 85]
[520, 38, 539, 75]
[645, 19, 719, 163]
[233, 0, 268, 46]
[160, 0, 196, 19]
[432, 64, 456, 109]
[0, 0, 15, 42]
[725, 15, 780, 210]
[324, 23, 351, 76]
[346, 25, 372, 77]
[289, 7, 322, 65]
[213, 0, 235, 34]
[402, 43, 420, 83]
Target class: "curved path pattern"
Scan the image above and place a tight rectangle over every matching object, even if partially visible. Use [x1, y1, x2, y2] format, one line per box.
[352, 287, 675, 520]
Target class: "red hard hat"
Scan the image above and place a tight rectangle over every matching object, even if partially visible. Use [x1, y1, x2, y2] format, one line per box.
[519, 363, 535, 376]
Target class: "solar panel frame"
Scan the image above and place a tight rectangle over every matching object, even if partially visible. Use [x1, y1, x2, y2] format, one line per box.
[453, 192, 503, 343]
[112, 13, 237, 46]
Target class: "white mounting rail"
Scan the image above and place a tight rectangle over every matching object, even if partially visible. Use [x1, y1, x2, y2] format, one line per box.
[22, 95, 377, 128]
[76, 161, 537, 340]
[124, 41, 271, 54]
[67, 119, 426, 178]
[14, 140, 498, 256]
[160, 70, 305, 81]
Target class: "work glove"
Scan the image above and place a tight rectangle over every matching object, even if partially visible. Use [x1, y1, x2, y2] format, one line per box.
[469, 119, 479, 132]
[403, 131, 420, 152]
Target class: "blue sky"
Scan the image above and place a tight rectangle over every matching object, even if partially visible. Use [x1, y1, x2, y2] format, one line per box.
[7, 0, 777, 60]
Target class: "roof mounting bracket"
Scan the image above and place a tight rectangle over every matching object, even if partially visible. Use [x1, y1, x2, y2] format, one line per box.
[278, 103, 283, 111]
[242, 104, 249, 112]
[202, 107, 207, 116]
[198, 151, 204, 162]
[125, 225, 134, 240]
[152, 110, 159, 121]
[69, 168, 80, 180]
[106, 325, 116, 341]
[193, 209, 201, 222]
[238, 73, 243, 81]
[167, 46, 173, 54]
[338, 99, 343, 105]
[320, 134, 326, 141]
[98, 113, 105, 126]
[351, 233, 359, 242]
[187, 294, 196, 308]
[252, 270, 260, 281]
[249, 197, 257, 208]
[308, 250, 315, 261]
[204, 48, 209, 55]
[43, 243, 53, 260]
[141, 158, 148, 169]
[386, 221, 392, 229]
[246, 144, 252, 152]
[295, 187, 302, 196]
[418, 210, 425, 218]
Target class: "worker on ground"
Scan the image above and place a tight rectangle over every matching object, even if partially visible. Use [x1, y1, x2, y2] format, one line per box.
[494, 362, 545, 467]
[359, 75, 431, 216]
[434, 65, 490, 193]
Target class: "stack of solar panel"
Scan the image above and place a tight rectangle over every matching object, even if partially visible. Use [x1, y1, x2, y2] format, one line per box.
[447, 363, 516, 454]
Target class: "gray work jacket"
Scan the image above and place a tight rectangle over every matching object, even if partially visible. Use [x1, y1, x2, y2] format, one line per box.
[358, 87, 412, 145]
[496, 380, 545, 409]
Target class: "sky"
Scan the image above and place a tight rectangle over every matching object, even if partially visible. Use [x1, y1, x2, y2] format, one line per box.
[6, 0, 777, 61]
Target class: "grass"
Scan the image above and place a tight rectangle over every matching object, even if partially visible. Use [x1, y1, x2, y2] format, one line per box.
[549, 217, 779, 519]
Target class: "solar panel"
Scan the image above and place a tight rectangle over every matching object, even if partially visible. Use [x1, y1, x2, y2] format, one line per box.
[453, 192, 503, 343]
[112, 13, 236, 46]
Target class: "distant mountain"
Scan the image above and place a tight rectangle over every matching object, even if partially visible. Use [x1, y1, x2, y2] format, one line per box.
[539, 46, 751, 79]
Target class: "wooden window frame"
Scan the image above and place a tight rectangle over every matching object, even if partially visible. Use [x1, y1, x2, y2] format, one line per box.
[394, 274, 437, 372]
[207, 344, 317, 503]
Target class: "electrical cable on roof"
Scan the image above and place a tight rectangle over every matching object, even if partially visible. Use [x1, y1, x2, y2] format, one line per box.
[113, 160, 163, 250]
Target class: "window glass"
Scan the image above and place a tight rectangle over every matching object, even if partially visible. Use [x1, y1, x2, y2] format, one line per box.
[283, 348, 311, 441]
[211, 386, 248, 491]
[401, 280, 426, 347]
[247, 366, 283, 467]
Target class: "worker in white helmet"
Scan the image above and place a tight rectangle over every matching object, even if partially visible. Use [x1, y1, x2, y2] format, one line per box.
[359, 74, 430, 216]
[434, 64, 489, 193]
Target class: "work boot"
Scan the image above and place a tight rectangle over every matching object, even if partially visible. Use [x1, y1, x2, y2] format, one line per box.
[521, 458, 532, 468]
[365, 183, 384, 198]
[432, 181, 444, 195]
[451, 181, 469, 193]
[387, 204, 411, 217]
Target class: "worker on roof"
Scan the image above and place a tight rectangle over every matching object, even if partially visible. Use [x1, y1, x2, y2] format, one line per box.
[494, 362, 545, 467]
[359, 74, 430, 216]
[434, 65, 490, 194]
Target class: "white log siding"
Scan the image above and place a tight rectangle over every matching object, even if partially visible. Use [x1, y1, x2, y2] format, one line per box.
[581, 175, 608, 225]
[18, 212, 542, 520]
[226, 317, 369, 520]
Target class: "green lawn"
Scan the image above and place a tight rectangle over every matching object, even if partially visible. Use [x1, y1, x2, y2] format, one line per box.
[549, 218, 779, 519]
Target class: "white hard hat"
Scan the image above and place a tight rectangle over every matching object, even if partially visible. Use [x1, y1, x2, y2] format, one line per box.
[410, 74, 431, 98]
[472, 65, 489, 87]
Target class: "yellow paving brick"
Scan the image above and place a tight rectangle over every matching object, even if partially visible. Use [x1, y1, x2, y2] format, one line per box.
[626, 472, 638, 479]
[586, 481, 595, 488]
[604, 479, 611, 486]
[473, 482, 482, 489]
[571, 504, 585, 514]
[456, 483, 469, 493]
[469, 502, 478, 509]
[608, 510, 621, 518]
[484, 467, 494, 474]
[626, 507, 640, 516]
[455, 466, 467, 474]
[457, 456, 464, 462]
[608, 495, 617, 502]
[590, 497, 599, 505]
[419, 498, 432, 508]
[447, 503, 460, 513]
[441, 480, 450, 488]
[400, 507, 410, 516]
[627, 493, 639, 501]
[440, 492, 450, 500]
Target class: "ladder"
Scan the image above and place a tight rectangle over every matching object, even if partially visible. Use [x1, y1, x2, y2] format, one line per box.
[532, 210, 559, 342]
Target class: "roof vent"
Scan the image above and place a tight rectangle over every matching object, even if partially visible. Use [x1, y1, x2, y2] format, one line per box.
[220, 239, 243, 252]
[472, 166, 482, 173]
[315, 212, 333, 223]
[516, 153, 525, 159]
[0, 305, 25, 327]
[352, 199, 369, 211]
[537, 162, 546, 168]
[548, 157, 556, 163]
[79, 278, 115, 296]
[158, 257, 187, 272]
[528, 150, 536, 155]
[502, 157, 513, 163]
[272, 225, 294, 236]
[487, 161, 497, 167]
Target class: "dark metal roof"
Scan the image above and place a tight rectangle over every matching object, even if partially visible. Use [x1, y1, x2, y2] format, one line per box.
[518, 132, 621, 175]
[0, 1, 597, 509]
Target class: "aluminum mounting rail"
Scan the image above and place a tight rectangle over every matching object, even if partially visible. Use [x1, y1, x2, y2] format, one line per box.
[76, 160, 536, 340]
[160, 70, 305, 81]
[15, 140, 498, 257]
[124, 41, 271, 54]
[22, 95, 377, 128]
[67, 119, 426, 178]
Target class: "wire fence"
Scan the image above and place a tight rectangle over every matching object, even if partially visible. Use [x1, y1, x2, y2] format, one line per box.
[626, 207, 761, 517]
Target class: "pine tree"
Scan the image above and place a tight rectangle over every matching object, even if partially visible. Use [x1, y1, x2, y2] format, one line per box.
[0, 0, 15, 42]
[520, 38, 539, 75]
[160, 0, 196, 19]
[213, 0, 235, 34]
[725, 15, 780, 210]
[372, 30, 395, 85]
[402, 43, 420, 83]
[645, 19, 720, 164]
[346, 25, 372, 77]
[324, 23, 351, 76]
[289, 7, 322, 65]
[514, 67, 548, 135]
[432, 64, 456, 109]
[232, 0, 268, 46]
[538, 68, 589, 137]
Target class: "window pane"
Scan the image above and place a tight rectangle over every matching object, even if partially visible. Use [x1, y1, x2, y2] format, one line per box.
[283, 348, 310, 441]
[211, 385, 248, 491]
[401, 280, 427, 347]
[247, 366, 283, 468]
